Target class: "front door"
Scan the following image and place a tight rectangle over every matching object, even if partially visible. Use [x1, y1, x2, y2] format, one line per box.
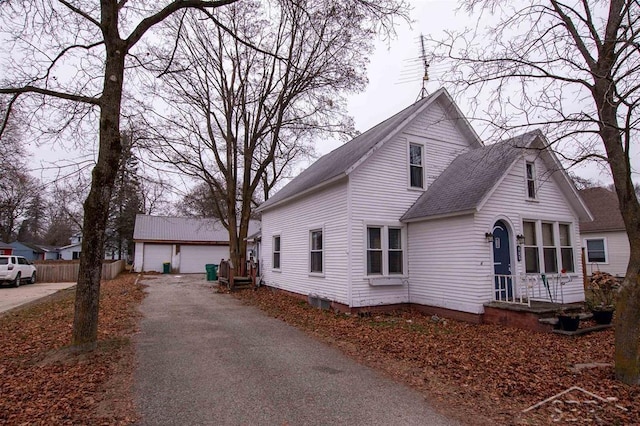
[492, 220, 513, 301]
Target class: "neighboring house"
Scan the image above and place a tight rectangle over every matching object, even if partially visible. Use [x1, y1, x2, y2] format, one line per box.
[9, 241, 45, 260]
[37, 245, 62, 260]
[0, 241, 13, 255]
[58, 234, 83, 260]
[132, 215, 260, 274]
[257, 88, 591, 320]
[579, 187, 628, 277]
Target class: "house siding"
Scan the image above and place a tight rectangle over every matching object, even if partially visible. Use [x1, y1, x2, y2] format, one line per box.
[261, 180, 350, 304]
[407, 215, 487, 313]
[477, 154, 585, 304]
[348, 102, 477, 308]
[582, 230, 629, 277]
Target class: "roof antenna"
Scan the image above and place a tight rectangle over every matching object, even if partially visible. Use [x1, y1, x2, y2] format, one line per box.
[417, 34, 430, 101]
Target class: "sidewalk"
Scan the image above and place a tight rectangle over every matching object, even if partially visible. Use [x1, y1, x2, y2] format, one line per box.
[0, 282, 76, 314]
[134, 274, 459, 426]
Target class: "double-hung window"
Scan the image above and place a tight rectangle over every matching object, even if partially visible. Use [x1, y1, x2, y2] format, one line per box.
[272, 235, 281, 270]
[542, 223, 557, 273]
[409, 143, 424, 189]
[523, 220, 575, 274]
[366, 226, 404, 275]
[559, 224, 574, 272]
[523, 221, 539, 273]
[526, 161, 536, 199]
[586, 238, 607, 263]
[310, 229, 323, 274]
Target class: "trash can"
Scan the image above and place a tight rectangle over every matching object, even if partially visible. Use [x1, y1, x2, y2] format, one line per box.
[162, 262, 170, 274]
[205, 264, 218, 281]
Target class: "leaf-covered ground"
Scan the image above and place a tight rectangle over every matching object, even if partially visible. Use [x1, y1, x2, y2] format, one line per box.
[0, 274, 143, 425]
[234, 287, 639, 425]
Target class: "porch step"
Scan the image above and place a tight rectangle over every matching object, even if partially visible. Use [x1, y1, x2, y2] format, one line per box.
[552, 324, 612, 336]
[538, 312, 592, 325]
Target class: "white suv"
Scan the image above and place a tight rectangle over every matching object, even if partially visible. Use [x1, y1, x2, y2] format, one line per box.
[0, 255, 37, 287]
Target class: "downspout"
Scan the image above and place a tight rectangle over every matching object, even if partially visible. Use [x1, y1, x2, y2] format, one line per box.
[347, 177, 353, 308]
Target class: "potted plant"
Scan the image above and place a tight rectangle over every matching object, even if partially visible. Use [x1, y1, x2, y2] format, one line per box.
[587, 271, 619, 325]
[556, 308, 581, 331]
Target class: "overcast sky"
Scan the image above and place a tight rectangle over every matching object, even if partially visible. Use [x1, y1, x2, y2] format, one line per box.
[341, 0, 614, 186]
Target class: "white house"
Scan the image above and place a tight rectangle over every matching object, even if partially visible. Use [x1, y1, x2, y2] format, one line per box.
[132, 215, 260, 274]
[256, 88, 592, 320]
[579, 187, 629, 277]
[58, 234, 83, 260]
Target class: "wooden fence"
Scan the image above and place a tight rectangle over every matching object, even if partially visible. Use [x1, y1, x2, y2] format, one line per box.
[35, 260, 126, 283]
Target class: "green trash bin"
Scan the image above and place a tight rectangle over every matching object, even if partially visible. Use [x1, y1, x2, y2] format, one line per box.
[205, 264, 219, 281]
[162, 262, 170, 274]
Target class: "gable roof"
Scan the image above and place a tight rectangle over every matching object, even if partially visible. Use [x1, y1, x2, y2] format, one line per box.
[579, 187, 625, 232]
[257, 88, 482, 212]
[402, 130, 592, 222]
[0, 241, 12, 250]
[9, 241, 45, 253]
[401, 132, 536, 221]
[133, 215, 260, 243]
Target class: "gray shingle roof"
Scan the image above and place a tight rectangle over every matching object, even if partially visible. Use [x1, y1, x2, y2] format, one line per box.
[579, 187, 625, 232]
[401, 130, 542, 221]
[133, 215, 260, 243]
[258, 88, 479, 211]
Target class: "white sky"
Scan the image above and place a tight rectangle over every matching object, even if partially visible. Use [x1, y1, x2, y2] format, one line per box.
[25, 0, 614, 191]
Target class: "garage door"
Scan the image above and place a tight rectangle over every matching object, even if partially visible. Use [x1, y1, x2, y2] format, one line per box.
[142, 244, 172, 272]
[180, 245, 229, 274]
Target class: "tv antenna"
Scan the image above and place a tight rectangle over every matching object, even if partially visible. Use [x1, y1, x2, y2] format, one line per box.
[417, 34, 430, 100]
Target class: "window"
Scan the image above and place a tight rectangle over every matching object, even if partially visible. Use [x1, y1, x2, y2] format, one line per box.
[523, 221, 539, 273]
[586, 238, 607, 263]
[542, 223, 557, 273]
[310, 229, 323, 274]
[388, 228, 403, 274]
[523, 220, 575, 274]
[526, 161, 536, 199]
[272, 235, 281, 269]
[367, 227, 382, 275]
[559, 224, 574, 272]
[366, 226, 404, 275]
[72, 251, 81, 260]
[409, 143, 424, 188]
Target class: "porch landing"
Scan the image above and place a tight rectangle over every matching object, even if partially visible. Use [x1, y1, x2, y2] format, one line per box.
[483, 301, 584, 333]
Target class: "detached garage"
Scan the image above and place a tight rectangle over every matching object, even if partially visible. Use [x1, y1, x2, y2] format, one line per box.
[133, 215, 258, 274]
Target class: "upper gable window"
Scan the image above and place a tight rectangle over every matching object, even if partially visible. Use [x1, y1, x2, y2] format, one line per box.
[409, 143, 424, 189]
[526, 161, 536, 199]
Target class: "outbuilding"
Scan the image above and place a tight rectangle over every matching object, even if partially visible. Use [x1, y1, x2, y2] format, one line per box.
[132, 215, 259, 274]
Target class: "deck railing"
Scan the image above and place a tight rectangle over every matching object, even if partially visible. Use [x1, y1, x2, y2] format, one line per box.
[492, 273, 571, 306]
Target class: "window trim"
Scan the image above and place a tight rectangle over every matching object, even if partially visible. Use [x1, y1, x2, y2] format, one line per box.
[525, 161, 537, 200]
[309, 227, 324, 276]
[408, 142, 425, 189]
[364, 223, 407, 278]
[272, 234, 281, 271]
[523, 220, 576, 274]
[584, 237, 608, 264]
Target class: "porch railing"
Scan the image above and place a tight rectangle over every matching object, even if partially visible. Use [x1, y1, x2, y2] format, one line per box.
[492, 273, 571, 306]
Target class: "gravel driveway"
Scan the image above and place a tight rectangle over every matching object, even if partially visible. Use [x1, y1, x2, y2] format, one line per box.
[134, 274, 459, 426]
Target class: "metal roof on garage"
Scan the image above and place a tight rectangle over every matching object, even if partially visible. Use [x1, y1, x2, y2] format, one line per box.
[133, 215, 260, 243]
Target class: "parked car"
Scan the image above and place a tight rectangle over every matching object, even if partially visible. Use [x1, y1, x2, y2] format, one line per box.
[0, 255, 37, 287]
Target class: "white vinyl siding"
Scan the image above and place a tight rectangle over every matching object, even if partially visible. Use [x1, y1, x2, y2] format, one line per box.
[477, 153, 585, 304]
[348, 99, 476, 308]
[261, 181, 349, 304]
[583, 231, 628, 277]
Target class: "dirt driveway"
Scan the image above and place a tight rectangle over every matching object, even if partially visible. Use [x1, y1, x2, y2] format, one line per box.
[134, 274, 459, 426]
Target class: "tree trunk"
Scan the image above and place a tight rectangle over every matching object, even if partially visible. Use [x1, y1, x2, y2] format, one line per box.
[71, 15, 125, 349]
[595, 80, 640, 384]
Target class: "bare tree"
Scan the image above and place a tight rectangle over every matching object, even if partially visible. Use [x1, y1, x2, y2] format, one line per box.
[0, 0, 407, 349]
[429, 0, 640, 384]
[146, 0, 406, 272]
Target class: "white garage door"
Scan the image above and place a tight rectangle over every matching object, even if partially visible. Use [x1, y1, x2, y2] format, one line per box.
[142, 244, 172, 272]
[180, 245, 229, 274]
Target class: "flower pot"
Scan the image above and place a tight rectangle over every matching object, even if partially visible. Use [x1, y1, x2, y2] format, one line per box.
[557, 315, 580, 331]
[591, 309, 614, 325]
